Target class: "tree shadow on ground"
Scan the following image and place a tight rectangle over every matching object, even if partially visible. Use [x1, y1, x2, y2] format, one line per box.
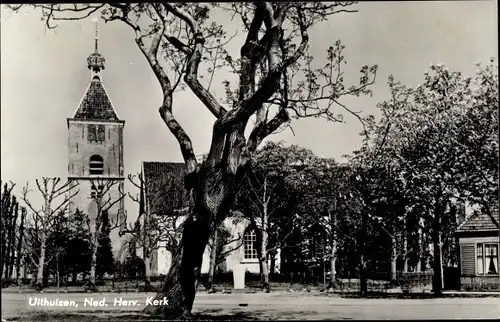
[193, 308, 351, 320]
[6, 311, 257, 322]
[315, 291, 499, 299]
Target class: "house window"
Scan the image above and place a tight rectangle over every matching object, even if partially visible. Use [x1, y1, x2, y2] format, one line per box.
[477, 243, 499, 275]
[87, 124, 106, 143]
[89, 155, 104, 175]
[244, 229, 258, 260]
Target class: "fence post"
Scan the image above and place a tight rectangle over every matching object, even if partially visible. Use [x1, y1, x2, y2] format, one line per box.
[233, 267, 245, 290]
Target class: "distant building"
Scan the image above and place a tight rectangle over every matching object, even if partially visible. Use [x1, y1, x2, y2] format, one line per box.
[66, 23, 127, 261]
[135, 161, 278, 282]
[456, 208, 499, 290]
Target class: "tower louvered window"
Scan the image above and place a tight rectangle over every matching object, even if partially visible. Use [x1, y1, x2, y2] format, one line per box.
[97, 125, 105, 142]
[87, 124, 105, 143]
[88, 124, 96, 142]
[89, 155, 104, 175]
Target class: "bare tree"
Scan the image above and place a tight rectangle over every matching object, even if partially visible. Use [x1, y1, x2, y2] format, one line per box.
[9, 2, 378, 317]
[15, 207, 27, 285]
[1, 181, 19, 280]
[121, 173, 189, 290]
[20, 178, 78, 289]
[244, 170, 298, 292]
[235, 142, 316, 292]
[85, 179, 125, 288]
[206, 219, 244, 292]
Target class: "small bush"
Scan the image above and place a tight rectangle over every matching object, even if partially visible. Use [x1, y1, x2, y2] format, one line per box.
[400, 281, 412, 295]
[1, 278, 16, 288]
[83, 282, 98, 292]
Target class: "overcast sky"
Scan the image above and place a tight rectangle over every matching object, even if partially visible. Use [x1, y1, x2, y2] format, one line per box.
[1, 1, 497, 217]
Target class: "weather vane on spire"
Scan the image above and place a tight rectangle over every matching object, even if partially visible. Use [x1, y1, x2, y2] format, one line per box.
[93, 16, 99, 53]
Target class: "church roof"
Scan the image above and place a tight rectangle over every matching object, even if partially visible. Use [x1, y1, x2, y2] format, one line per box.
[457, 210, 499, 233]
[73, 80, 119, 121]
[140, 162, 191, 216]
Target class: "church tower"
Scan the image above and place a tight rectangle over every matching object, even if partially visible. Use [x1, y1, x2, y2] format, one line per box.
[67, 19, 126, 260]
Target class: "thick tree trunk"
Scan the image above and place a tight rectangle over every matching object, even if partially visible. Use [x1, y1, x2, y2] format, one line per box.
[89, 234, 99, 287]
[207, 227, 218, 292]
[390, 235, 397, 282]
[141, 144, 248, 319]
[143, 206, 212, 319]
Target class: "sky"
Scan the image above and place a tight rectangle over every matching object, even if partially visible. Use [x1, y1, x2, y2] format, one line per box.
[1, 1, 498, 219]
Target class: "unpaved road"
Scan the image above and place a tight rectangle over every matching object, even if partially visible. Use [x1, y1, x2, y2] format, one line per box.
[2, 292, 499, 320]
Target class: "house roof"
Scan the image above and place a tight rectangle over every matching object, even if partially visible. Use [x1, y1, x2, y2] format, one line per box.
[457, 210, 499, 232]
[140, 161, 191, 215]
[73, 80, 119, 121]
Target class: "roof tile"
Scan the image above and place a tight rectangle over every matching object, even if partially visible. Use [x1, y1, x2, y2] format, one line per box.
[142, 162, 191, 215]
[74, 80, 119, 120]
[457, 210, 499, 232]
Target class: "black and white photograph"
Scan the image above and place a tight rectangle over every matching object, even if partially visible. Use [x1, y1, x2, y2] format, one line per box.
[1, 1, 499, 321]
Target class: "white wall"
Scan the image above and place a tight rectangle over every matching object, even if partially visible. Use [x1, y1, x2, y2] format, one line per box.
[148, 215, 282, 278]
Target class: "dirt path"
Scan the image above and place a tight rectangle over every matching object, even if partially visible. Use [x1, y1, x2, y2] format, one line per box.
[2, 292, 499, 320]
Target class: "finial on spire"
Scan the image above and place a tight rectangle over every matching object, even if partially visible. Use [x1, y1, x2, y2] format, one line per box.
[87, 16, 105, 75]
[92, 16, 99, 53]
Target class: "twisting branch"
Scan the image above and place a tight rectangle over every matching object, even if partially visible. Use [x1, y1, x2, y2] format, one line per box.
[87, 178, 125, 232]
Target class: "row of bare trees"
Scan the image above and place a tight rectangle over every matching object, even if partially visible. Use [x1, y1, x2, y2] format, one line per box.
[1, 181, 27, 283]
[0, 177, 126, 290]
[2, 171, 234, 291]
[20, 178, 78, 289]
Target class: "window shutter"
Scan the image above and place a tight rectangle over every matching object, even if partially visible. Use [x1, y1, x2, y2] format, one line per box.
[460, 244, 475, 276]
